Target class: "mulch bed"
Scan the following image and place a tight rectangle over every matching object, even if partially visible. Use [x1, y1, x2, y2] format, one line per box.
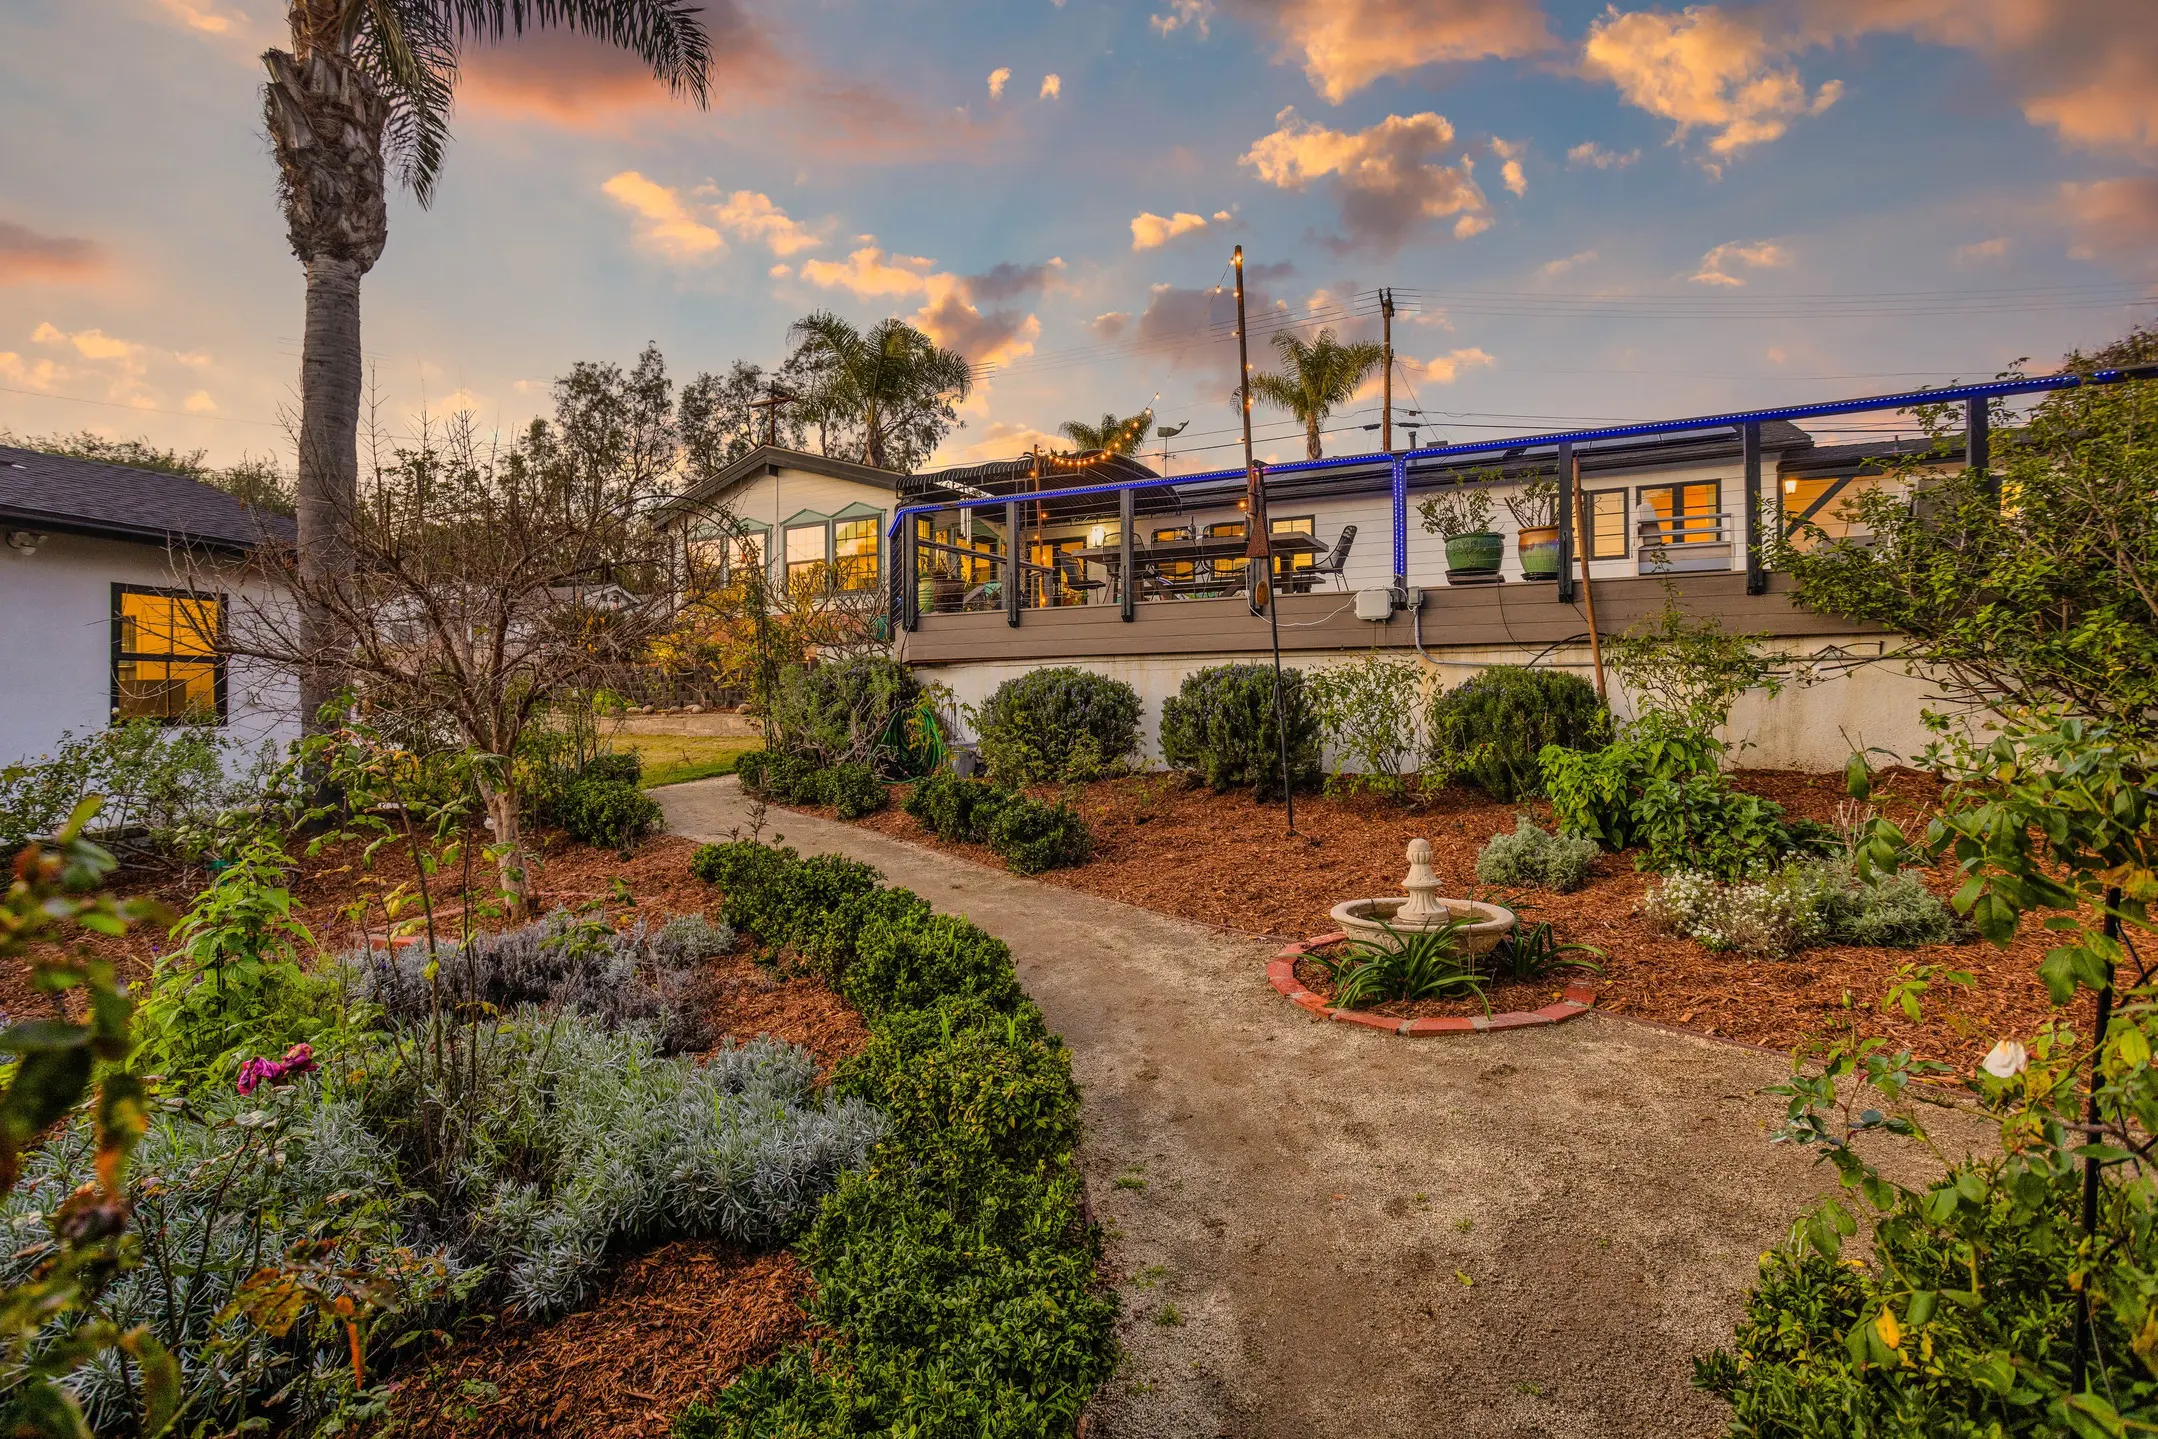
[387, 1246, 811, 1439]
[839, 768, 2088, 1071]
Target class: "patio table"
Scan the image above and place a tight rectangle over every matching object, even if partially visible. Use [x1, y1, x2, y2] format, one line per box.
[1074, 533, 1326, 600]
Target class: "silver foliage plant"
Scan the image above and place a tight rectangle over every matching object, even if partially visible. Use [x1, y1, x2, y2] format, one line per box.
[350, 907, 735, 1055]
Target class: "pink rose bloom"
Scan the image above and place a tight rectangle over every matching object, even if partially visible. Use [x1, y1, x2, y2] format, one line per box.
[235, 1043, 319, 1096]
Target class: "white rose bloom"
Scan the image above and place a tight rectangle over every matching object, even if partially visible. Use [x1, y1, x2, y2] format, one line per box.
[1981, 1039, 2029, 1079]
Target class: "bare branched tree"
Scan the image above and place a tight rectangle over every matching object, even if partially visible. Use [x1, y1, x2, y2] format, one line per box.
[219, 405, 726, 912]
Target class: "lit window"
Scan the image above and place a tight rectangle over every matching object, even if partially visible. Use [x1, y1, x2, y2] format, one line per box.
[113, 586, 223, 723]
[732, 529, 768, 577]
[1585, 490, 1628, 559]
[785, 523, 827, 587]
[1270, 514, 1316, 575]
[1636, 482, 1722, 545]
[834, 517, 879, 590]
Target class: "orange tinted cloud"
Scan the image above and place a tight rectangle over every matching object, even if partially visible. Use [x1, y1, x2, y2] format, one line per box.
[1583, 6, 1841, 173]
[0, 219, 104, 285]
[601, 172, 724, 260]
[2063, 177, 2158, 273]
[1690, 239, 1789, 285]
[1234, 0, 1552, 102]
[460, 8, 778, 127]
[1242, 108, 1489, 252]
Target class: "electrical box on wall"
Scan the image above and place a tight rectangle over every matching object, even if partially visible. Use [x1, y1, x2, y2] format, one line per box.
[1354, 587, 1394, 621]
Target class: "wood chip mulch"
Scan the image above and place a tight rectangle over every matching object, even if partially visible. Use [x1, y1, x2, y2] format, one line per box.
[386, 1245, 811, 1439]
[842, 768, 2092, 1072]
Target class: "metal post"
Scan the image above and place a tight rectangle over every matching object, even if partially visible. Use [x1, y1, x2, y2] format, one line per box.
[1119, 486, 1136, 622]
[1381, 289, 1395, 455]
[1742, 421, 1765, 595]
[1571, 452, 1608, 703]
[898, 513, 919, 631]
[1555, 441, 1575, 603]
[2072, 890, 2123, 1393]
[1234, 245, 1295, 834]
[1967, 396, 1994, 501]
[1390, 453, 1408, 587]
[1004, 499, 1021, 628]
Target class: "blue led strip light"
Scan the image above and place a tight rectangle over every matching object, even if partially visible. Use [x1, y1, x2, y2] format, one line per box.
[885, 365, 2158, 545]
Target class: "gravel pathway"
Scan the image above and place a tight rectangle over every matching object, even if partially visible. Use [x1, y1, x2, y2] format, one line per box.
[657, 777, 1977, 1439]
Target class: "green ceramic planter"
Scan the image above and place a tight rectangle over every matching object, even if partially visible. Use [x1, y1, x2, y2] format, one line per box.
[1516, 525, 1561, 581]
[1444, 531, 1505, 577]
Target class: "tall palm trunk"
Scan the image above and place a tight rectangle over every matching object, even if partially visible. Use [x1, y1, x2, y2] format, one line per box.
[264, 37, 388, 730]
[1305, 414, 1322, 460]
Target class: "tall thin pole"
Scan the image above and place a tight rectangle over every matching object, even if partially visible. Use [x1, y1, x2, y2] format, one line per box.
[1570, 452, 1608, 702]
[1235, 245, 1296, 834]
[1381, 288, 1395, 454]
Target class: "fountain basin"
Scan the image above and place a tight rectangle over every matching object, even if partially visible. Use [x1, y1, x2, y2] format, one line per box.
[1327, 896, 1516, 956]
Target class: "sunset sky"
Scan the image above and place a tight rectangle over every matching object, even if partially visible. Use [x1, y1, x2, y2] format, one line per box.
[4, 0, 2155, 474]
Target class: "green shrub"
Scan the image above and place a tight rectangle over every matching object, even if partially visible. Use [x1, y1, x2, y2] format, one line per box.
[733, 747, 771, 795]
[904, 770, 1011, 843]
[556, 775, 662, 848]
[674, 844, 1116, 1438]
[1427, 666, 1607, 801]
[975, 667, 1141, 784]
[821, 760, 889, 819]
[580, 750, 642, 786]
[1159, 663, 1321, 799]
[0, 718, 239, 858]
[1318, 922, 1485, 1009]
[1646, 859, 1964, 958]
[772, 657, 923, 772]
[986, 796, 1093, 875]
[740, 748, 826, 804]
[1473, 816, 1601, 892]
[1539, 713, 1820, 878]
[1307, 655, 1424, 799]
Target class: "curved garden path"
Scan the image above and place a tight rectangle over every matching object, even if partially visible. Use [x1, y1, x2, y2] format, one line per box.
[657, 777, 1979, 1439]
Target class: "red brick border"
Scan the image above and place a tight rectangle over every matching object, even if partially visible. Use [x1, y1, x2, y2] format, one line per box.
[1267, 932, 1597, 1037]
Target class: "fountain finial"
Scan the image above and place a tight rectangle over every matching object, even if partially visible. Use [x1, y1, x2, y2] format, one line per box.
[1398, 837, 1445, 925]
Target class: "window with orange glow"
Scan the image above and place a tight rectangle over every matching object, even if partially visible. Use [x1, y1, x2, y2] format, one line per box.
[112, 586, 223, 723]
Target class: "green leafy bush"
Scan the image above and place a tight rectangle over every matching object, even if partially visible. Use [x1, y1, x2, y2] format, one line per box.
[0, 718, 241, 857]
[732, 747, 772, 796]
[772, 657, 923, 772]
[1474, 816, 1601, 892]
[1646, 859, 1963, 958]
[1540, 713, 1822, 878]
[975, 667, 1141, 784]
[1426, 666, 1607, 801]
[556, 775, 662, 848]
[986, 796, 1093, 875]
[903, 770, 1011, 842]
[678, 845, 1116, 1438]
[821, 760, 889, 819]
[738, 748, 826, 804]
[1307, 655, 1424, 799]
[1159, 663, 1321, 799]
[580, 750, 642, 786]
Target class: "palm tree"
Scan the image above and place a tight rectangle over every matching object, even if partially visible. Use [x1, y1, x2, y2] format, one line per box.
[1058, 408, 1153, 458]
[265, 2, 710, 726]
[785, 311, 973, 472]
[1245, 328, 1385, 460]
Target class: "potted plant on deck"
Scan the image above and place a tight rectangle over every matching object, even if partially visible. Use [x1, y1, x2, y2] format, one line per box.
[1506, 478, 1562, 582]
[916, 556, 964, 615]
[1418, 480, 1502, 581]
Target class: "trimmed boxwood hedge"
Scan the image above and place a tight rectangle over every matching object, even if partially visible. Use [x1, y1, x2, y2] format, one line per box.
[675, 842, 1116, 1439]
[975, 667, 1142, 784]
[902, 771, 1092, 875]
[1159, 663, 1321, 799]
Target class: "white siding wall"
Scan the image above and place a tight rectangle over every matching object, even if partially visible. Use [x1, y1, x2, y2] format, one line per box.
[0, 532, 298, 770]
[921, 635, 1945, 774]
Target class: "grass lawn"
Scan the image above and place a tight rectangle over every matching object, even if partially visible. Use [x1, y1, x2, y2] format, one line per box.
[619, 734, 763, 788]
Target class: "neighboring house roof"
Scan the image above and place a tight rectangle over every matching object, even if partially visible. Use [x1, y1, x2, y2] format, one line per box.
[654, 445, 904, 529]
[0, 445, 296, 551]
[1778, 435, 1967, 479]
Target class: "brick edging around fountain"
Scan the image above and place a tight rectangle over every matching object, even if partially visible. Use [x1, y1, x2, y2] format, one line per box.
[1268, 932, 1597, 1036]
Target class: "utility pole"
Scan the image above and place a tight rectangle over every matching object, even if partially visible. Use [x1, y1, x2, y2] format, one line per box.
[1235, 244, 1296, 835]
[1380, 288, 1395, 453]
[746, 382, 797, 449]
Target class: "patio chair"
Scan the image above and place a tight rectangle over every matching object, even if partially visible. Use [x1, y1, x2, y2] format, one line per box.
[1307, 524, 1357, 590]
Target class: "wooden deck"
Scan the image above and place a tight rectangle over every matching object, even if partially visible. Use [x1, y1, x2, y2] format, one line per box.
[894, 571, 1872, 665]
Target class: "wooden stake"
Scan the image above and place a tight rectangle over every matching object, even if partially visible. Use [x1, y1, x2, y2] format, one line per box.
[1571, 452, 1608, 702]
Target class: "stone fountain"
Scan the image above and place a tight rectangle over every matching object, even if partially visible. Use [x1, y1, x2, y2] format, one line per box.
[1329, 838, 1516, 956]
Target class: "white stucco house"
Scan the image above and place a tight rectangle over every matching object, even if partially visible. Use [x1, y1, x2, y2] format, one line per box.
[0, 445, 300, 769]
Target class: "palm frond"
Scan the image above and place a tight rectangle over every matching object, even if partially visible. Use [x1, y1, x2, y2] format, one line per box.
[438, 0, 712, 102]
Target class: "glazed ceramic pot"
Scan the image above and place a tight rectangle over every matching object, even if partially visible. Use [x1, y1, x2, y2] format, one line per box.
[1443, 530, 1504, 577]
[1516, 525, 1561, 581]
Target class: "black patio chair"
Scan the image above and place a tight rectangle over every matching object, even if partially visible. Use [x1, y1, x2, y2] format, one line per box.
[1307, 524, 1357, 590]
